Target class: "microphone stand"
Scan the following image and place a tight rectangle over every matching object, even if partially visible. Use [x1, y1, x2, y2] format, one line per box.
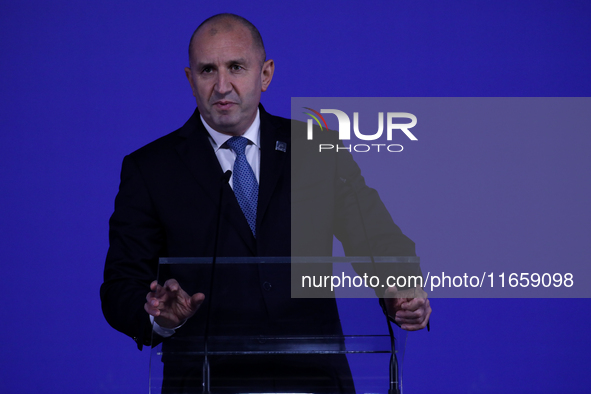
[343, 176, 401, 394]
[202, 170, 232, 394]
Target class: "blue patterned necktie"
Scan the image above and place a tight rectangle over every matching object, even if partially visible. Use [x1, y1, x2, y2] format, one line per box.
[226, 136, 258, 237]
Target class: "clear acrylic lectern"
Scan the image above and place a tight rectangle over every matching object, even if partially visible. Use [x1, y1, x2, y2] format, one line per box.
[149, 256, 421, 394]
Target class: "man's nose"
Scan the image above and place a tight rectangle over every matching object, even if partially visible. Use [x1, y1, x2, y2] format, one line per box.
[214, 70, 233, 95]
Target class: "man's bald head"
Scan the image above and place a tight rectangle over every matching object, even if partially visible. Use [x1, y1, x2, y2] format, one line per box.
[188, 13, 266, 67]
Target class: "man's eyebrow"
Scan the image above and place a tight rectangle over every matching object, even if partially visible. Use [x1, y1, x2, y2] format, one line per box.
[195, 61, 215, 70]
[195, 58, 250, 69]
[226, 58, 248, 65]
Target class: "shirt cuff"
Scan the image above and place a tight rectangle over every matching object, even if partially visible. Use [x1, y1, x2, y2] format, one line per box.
[149, 315, 185, 338]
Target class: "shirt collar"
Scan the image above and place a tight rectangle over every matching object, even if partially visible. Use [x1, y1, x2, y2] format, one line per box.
[200, 109, 260, 152]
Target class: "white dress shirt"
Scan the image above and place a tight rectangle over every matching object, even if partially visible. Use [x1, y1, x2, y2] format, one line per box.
[203, 109, 261, 188]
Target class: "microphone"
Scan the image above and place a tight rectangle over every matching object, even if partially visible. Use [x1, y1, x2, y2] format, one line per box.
[202, 170, 231, 394]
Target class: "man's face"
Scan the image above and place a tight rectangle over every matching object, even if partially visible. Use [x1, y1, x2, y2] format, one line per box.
[185, 22, 274, 136]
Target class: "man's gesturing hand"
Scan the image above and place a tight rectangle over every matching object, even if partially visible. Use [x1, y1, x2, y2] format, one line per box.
[144, 279, 205, 329]
[384, 286, 431, 331]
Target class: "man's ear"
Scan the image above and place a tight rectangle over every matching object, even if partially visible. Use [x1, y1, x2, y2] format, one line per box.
[260, 59, 275, 92]
[184, 67, 196, 97]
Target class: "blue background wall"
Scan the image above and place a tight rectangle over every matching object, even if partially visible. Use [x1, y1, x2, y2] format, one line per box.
[1, 1, 590, 393]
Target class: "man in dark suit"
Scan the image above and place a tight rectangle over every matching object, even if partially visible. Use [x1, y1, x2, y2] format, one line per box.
[101, 13, 431, 392]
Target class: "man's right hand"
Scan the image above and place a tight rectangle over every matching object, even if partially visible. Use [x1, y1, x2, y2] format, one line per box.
[144, 279, 205, 329]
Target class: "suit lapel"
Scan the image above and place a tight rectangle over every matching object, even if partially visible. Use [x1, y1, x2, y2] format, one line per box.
[174, 110, 256, 254]
[257, 106, 288, 230]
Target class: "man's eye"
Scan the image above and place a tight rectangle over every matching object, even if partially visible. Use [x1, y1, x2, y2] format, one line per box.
[231, 65, 243, 71]
[202, 67, 213, 73]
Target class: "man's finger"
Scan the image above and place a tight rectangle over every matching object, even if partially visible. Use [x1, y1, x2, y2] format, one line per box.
[398, 310, 429, 330]
[399, 297, 426, 311]
[148, 297, 159, 307]
[399, 302, 432, 331]
[150, 280, 158, 291]
[395, 306, 428, 325]
[150, 284, 168, 300]
[401, 321, 429, 331]
[396, 306, 426, 320]
[190, 292, 205, 311]
[144, 302, 161, 317]
[164, 279, 180, 292]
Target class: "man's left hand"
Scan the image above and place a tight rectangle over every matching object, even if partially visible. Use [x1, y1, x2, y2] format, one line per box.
[384, 286, 431, 331]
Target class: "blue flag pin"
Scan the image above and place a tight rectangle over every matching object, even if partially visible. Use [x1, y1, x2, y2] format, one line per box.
[275, 141, 287, 152]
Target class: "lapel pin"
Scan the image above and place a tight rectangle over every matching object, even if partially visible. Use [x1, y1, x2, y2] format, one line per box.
[275, 141, 287, 152]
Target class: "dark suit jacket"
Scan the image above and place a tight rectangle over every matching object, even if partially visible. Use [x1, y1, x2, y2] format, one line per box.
[100, 105, 416, 391]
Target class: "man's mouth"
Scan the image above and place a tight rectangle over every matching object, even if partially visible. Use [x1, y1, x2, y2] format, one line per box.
[213, 101, 236, 110]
